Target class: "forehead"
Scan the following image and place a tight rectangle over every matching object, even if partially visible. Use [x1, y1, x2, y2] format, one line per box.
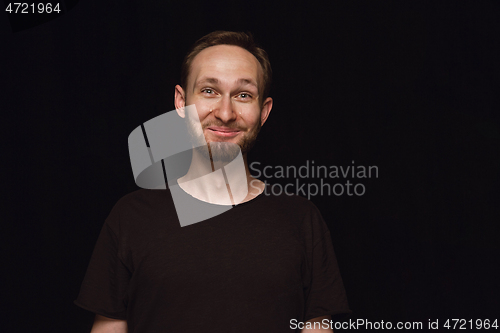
[189, 45, 262, 88]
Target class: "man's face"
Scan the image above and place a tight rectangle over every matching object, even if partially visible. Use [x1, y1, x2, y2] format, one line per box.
[176, 45, 272, 162]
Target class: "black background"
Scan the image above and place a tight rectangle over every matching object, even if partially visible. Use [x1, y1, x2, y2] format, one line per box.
[2, 0, 499, 332]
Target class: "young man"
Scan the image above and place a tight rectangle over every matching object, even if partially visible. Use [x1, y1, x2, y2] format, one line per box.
[75, 31, 351, 333]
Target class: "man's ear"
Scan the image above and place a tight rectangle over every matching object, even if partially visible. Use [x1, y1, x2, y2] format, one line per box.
[260, 97, 273, 126]
[174, 84, 186, 118]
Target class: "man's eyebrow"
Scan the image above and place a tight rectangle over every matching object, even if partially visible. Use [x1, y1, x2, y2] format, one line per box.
[195, 77, 219, 87]
[236, 78, 258, 89]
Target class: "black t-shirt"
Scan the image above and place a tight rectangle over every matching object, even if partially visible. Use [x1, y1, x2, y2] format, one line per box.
[74, 185, 351, 332]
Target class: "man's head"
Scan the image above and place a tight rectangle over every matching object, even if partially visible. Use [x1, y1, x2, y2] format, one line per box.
[180, 31, 272, 109]
[174, 31, 273, 162]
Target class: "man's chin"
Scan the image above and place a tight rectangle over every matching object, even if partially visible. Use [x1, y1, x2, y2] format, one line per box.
[193, 141, 242, 163]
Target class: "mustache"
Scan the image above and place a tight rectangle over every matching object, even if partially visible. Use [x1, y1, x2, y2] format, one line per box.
[202, 121, 244, 131]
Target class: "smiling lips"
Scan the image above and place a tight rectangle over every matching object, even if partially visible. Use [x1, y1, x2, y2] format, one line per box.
[206, 126, 241, 137]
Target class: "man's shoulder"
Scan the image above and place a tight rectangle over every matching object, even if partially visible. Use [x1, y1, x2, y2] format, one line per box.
[258, 187, 330, 241]
[260, 183, 320, 213]
[119, 187, 164, 201]
[104, 188, 178, 231]
[109, 188, 172, 216]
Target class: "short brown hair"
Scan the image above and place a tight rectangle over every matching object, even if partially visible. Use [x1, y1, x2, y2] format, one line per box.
[180, 31, 272, 107]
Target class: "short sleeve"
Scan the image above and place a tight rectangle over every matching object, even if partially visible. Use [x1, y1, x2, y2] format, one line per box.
[74, 204, 131, 319]
[303, 206, 351, 321]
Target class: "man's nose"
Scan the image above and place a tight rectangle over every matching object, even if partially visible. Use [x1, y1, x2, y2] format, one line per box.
[212, 95, 237, 123]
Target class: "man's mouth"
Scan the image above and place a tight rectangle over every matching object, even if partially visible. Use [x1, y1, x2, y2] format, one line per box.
[206, 126, 241, 137]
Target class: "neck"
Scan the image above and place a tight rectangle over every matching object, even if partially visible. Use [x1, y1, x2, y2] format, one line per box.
[177, 148, 264, 205]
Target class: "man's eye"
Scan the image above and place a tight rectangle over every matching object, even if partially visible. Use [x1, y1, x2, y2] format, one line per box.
[202, 89, 214, 94]
[238, 93, 252, 99]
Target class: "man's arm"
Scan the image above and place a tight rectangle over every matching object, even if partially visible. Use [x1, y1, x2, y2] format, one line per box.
[301, 315, 334, 333]
[90, 314, 128, 333]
